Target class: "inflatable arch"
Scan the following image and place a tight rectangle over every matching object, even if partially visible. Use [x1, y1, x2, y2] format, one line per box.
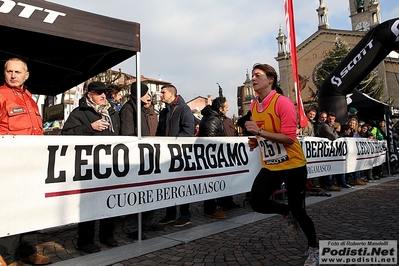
[318, 18, 399, 124]
[318, 18, 399, 173]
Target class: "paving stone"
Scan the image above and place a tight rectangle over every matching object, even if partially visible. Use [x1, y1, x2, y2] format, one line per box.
[33, 177, 399, 266]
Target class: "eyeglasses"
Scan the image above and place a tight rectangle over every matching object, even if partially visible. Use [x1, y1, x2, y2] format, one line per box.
[90, 90, 106, 95]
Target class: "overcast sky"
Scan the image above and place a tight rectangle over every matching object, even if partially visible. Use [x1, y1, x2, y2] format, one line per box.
[48, 0, 398, 116]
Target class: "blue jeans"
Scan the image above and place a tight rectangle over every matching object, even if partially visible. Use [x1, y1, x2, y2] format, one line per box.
[354, 171, 361, 180]
[337, 174, 347, 186]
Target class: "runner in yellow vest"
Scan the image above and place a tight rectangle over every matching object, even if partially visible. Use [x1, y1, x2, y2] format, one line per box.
[244, 63, 319, 266]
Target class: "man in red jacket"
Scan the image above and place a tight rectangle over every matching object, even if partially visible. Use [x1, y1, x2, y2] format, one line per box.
[0, 58, 51, 266]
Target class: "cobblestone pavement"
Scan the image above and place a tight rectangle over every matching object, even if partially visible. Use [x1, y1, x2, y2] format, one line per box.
[36, 177, 399, 266]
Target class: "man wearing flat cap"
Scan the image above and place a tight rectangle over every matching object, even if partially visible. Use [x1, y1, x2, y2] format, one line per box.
[61, 81, 120, 253]
[62, 81, 120, 136]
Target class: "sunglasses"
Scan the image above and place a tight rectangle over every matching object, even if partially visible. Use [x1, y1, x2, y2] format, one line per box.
[90, 90, 107, 95]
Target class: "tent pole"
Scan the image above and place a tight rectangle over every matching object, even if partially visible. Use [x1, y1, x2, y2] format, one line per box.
[136, 52, 142, 139]
[384, 112, 392, 177]
[136, 52, 143, 241]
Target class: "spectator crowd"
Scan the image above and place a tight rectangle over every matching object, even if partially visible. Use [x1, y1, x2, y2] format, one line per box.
[1, 58, 396, 266]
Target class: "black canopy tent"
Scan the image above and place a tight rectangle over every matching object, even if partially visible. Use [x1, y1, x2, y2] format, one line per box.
[0, 1, 150, 238]
[346, 89, 389, 122]
[0, 0, 140, 95]
[347, 88, 399, 175]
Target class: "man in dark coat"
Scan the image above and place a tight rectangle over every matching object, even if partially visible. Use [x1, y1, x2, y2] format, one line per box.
[198, 97, 228, 219]
[199, 103, 225, 136]
[120, 82, 159, 239]
[156, 86, 194, 138]
[314, 111, 327, 137]
[61, 81, 120, 253]
[61, 82, 120, 136]
[156, 85, 195, 227]
[219, 114, 240, 210]
[316, 112, 341, 192]
[120, 82, 151, 136]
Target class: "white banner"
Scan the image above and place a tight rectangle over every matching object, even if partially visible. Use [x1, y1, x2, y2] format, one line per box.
[299, 137, 386, 178]
[0, 136, 386, 236]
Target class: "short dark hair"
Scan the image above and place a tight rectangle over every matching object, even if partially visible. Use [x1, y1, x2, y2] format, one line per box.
[327, 112, 336, 118]
[106, 84, 122, 99]
[306, 108, 317, 114]
[161, 84, 177, 96]
[211, 97, 227, 112]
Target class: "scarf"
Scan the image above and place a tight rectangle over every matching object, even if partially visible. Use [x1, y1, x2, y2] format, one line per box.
[86, 96, 114, 132]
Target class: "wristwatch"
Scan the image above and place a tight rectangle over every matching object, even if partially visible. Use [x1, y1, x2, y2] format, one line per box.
[257, 129, 262, 136]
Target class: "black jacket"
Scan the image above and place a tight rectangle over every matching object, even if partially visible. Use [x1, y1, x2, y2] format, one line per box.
[61, 95, 120, 136]
[198, 105, 225, 137]
[120, 96, 151, 136]
[156, 95, 194, 137]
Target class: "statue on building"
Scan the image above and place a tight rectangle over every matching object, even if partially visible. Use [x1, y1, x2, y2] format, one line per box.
[217, 83, 223, 97]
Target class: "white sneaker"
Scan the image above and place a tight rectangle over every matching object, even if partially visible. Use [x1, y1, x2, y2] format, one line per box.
[283, 212, 301, 237]
[304, 246, 319, 266]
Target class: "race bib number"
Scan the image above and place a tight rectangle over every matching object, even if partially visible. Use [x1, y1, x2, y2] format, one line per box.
[258, 137, 289, 164]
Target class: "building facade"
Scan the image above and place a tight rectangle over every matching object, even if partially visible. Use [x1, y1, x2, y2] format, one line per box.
[235, 0, 399, 115]
[236, 71, 255, 116]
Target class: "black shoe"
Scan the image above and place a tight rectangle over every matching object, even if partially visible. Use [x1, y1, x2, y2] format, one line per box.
[127, 231, 147, 240]
[173, 217, 191, 227]
[228, 202, 241, 208]
[220, 201, 241, 210]
[341, 184, 353, 189]
[100, 237, 118, 247]
[143, 223, 164, 231]
[78, 243, 101, 253]
[158, 216, 175, 225]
